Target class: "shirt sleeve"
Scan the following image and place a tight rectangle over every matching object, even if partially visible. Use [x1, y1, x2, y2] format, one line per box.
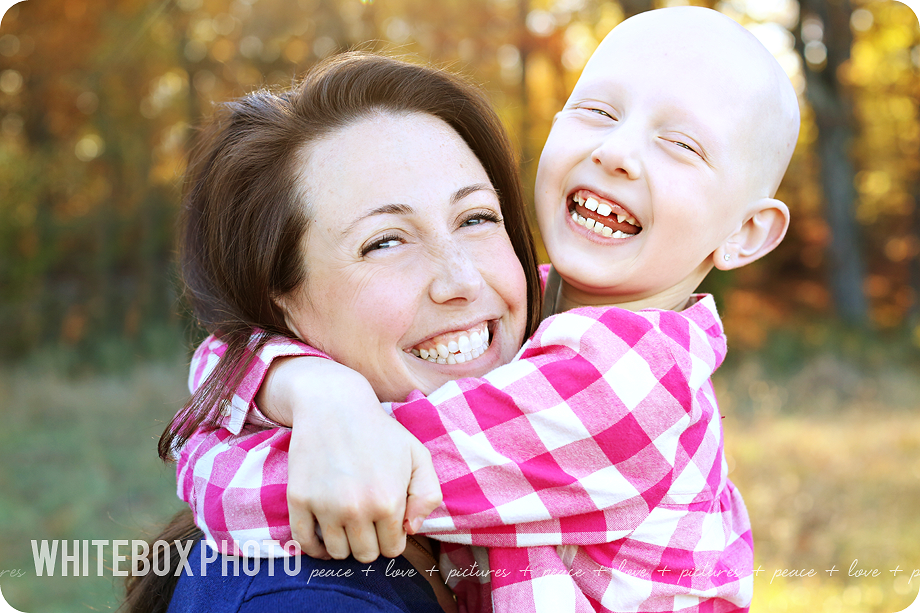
[177, 299, 726, 555]
[188, 331, 330, 434]
[176, 423, 299, 557]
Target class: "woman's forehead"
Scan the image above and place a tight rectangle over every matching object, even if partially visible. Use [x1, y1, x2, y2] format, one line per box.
[298, 113, 491, 219]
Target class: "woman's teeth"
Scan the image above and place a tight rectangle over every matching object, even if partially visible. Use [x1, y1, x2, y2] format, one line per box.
[409, 325, 490, 365]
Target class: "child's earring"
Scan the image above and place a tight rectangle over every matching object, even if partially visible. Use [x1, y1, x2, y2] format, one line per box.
[723, 253, 731, 262]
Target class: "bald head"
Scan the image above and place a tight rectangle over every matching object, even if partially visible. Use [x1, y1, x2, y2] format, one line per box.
[583, 7, 800, 198]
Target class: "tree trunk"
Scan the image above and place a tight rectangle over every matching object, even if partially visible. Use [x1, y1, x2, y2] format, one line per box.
[797, 0, 869, 325]
[909, 186, 920, 322]
[619, 0, 653, 18]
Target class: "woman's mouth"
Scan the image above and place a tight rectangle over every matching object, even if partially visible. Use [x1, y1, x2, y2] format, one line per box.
[568, 190, 642, 238]
[407, 322, 491, 365]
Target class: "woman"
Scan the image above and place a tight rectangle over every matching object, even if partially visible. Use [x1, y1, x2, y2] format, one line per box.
[125, 52, 542, 612]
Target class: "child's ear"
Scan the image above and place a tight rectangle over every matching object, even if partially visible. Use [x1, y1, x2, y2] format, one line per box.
[714, 198, 790, 270]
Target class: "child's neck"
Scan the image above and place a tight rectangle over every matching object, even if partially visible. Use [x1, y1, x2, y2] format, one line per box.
[546, 271, 697, 315]
[557, 287, 693, 313]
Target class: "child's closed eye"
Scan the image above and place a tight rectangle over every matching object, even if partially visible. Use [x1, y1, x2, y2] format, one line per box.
[666, 138, 703, 158]
[573, 105, 617, 122]
[585, 107, 619, 122]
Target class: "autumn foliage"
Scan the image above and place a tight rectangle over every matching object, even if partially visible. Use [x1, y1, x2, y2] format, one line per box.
[1, 0, 919, 362]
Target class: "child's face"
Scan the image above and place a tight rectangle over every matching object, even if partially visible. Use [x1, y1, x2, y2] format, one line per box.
[535, 12, 782, 306]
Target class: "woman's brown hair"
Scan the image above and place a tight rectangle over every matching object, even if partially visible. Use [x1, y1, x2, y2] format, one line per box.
[159, 51, 542, 460]
[127, 52, 541, 611]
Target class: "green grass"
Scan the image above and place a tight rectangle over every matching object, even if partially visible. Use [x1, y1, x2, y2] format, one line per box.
[0, 340, 917, 612]
[718, 348, 920, 612]
[0, 356, 188, 612]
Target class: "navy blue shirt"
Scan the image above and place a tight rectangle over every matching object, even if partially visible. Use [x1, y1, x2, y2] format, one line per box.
[169, 541, 444, 613]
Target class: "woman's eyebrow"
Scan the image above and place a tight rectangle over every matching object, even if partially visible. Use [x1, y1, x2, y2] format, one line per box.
[342, 184, 497, 236]
[452, 183, 497, 204]
[341, 203, 413, 237]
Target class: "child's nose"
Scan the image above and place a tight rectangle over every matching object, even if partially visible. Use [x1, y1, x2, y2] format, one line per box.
[591, 128, 642, 179]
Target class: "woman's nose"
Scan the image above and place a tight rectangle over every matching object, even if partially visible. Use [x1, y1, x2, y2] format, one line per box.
[591, 126, 642, 179]
[427, 246, 484, 305]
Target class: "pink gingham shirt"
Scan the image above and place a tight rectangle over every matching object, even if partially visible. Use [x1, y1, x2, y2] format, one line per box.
[176, 294, 753, 612]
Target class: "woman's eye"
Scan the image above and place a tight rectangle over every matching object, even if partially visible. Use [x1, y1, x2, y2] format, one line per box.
[460, 211, 502, 227]
[361, 235, 403, 255]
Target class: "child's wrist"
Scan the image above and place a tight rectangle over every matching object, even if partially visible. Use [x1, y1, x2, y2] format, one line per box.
[258, 356, 341, 425]
[276, 357, 378, 424]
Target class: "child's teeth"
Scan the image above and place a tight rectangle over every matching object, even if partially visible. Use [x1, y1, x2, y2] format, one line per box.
[584, 197, 598, 212]
[573, 193, 584, 204]
[593, 222, 605, 234]
[602, 226, 613, 237]
[585, 218, 595, 229]
[596, 203, 612, 217]
[470, 331, 482, 348]
[617, 213, 626, 223]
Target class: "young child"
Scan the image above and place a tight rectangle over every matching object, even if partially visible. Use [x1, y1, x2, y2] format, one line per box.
[176, 7, 799, 612]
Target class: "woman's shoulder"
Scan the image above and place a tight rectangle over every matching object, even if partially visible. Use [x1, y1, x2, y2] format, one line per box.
[169, 541, 443, 613]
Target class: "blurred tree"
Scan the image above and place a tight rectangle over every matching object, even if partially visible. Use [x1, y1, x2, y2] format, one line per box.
[0, 0, 186, 361]
[796, 0, 869, 325]
[1, 0, 919, 365]
[842, 1, 920, 330]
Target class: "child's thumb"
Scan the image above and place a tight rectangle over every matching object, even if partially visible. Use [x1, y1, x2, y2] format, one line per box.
[403, 445, 443, 534]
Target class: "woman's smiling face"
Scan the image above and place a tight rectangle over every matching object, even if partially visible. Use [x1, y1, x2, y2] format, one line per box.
[280, 112, 528, 402]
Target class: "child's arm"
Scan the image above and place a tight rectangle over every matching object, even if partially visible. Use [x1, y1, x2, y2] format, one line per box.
[180, 298, 726, 556]
[180, 335, 443, 562]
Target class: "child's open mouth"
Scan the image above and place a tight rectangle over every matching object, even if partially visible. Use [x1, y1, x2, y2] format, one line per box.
[567, 190, 642, 238]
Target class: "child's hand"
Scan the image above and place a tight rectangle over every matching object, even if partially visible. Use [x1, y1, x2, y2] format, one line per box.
[262, 357, 443, 563]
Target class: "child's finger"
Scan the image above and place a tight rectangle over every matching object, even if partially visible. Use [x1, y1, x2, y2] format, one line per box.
[404, 444, 443, 534]
[375, 513, 408, 559]
[289, 512, 330, 560]
[318, 521, 352, 560]
[345, 521, 381, 564]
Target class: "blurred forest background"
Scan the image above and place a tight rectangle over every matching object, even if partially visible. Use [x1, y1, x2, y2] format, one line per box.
[0, 0, 919, 611]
